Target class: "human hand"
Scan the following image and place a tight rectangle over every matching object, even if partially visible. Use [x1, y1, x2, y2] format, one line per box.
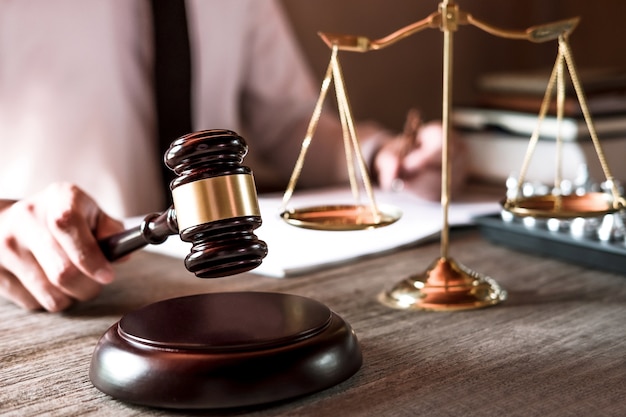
[0, 183, 125, 312]
[374, 110, 468, 201]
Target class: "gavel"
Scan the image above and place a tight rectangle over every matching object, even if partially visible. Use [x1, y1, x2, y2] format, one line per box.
[90, 130, 363, 410]
[98, 129, 268, 278]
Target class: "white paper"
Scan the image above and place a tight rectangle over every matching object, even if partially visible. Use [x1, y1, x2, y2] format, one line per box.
[125, 187, 501, 278]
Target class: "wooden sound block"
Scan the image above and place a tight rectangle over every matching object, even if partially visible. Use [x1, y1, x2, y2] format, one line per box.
[89, 292, 362, 409]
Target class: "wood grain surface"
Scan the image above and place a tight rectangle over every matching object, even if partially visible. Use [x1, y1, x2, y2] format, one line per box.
[1, 229, 625, 416]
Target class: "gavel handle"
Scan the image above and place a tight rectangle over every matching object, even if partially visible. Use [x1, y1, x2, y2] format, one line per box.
[98, 207, 179, 261]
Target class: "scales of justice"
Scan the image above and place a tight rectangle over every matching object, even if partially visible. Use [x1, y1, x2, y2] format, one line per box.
[280, 0, 625, 311]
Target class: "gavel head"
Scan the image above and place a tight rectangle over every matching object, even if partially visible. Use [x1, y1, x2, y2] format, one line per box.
[164, 129, 268, 278]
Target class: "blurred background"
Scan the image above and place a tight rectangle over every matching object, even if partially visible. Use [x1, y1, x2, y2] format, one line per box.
[280, 0, 626, 132]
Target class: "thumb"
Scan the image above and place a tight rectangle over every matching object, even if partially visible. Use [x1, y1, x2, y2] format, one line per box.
[94, 212, 125, 240]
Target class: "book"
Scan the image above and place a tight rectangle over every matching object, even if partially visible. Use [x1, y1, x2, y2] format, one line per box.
[452, 106, 626, 141]
[458, 67, 626, 184]
[475, 91, 626, 117]
[461, 130, 626, 184]
[477, 67, 626, 96]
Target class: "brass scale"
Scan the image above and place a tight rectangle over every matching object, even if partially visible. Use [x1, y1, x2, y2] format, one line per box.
[88, 1, 625, 409]
[278, 0, 625, 311]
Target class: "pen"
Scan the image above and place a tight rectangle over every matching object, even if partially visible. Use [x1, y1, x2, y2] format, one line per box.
[402, 107, 422, 156]
[392, 108, 422, 191]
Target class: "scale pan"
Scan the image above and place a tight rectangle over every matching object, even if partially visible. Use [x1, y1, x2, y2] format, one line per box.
[503, 192, 623, 219]
[280, 204, 401, 230]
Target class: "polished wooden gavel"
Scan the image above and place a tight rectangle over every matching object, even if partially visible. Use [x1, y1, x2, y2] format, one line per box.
[98, 129, 268, 278]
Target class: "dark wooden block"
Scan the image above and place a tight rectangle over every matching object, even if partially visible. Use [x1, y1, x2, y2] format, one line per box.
[89, 292, 362, 409]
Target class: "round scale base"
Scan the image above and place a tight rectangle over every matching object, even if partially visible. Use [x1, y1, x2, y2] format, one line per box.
[89, 292, 362, 409]
[378, 257, 507, 311]
[280, 204, 401, 230]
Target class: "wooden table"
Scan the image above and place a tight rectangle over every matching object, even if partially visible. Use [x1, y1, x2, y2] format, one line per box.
[1, 228, 625, 416]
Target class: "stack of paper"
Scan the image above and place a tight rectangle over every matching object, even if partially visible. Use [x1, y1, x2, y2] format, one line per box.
[129, 187, 501, 278]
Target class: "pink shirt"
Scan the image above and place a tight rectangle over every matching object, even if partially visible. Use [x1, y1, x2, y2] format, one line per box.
[0, 0, 388, 217]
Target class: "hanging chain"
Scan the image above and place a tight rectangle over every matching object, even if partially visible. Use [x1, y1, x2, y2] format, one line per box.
[280, 45, 381, 221]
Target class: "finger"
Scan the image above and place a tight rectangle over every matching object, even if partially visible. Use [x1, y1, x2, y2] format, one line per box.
[402, 124, 445, 171]
[44, 184, 116, 285]
[24, 244, 103, 302]
[0, 269, 42, 311]
[0, 210, 73, 311]
[95, 212, 134, 263]
[1, 249, 73, 312]
[50, 267, 103, 302]
[375, 141, 404, 189]
[11, 207, 104, 302]
[404, 168, 444, 201]
[95, 211, 125, 239]
[403, 149, 469, 201]
[402, 146, 442, 172]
